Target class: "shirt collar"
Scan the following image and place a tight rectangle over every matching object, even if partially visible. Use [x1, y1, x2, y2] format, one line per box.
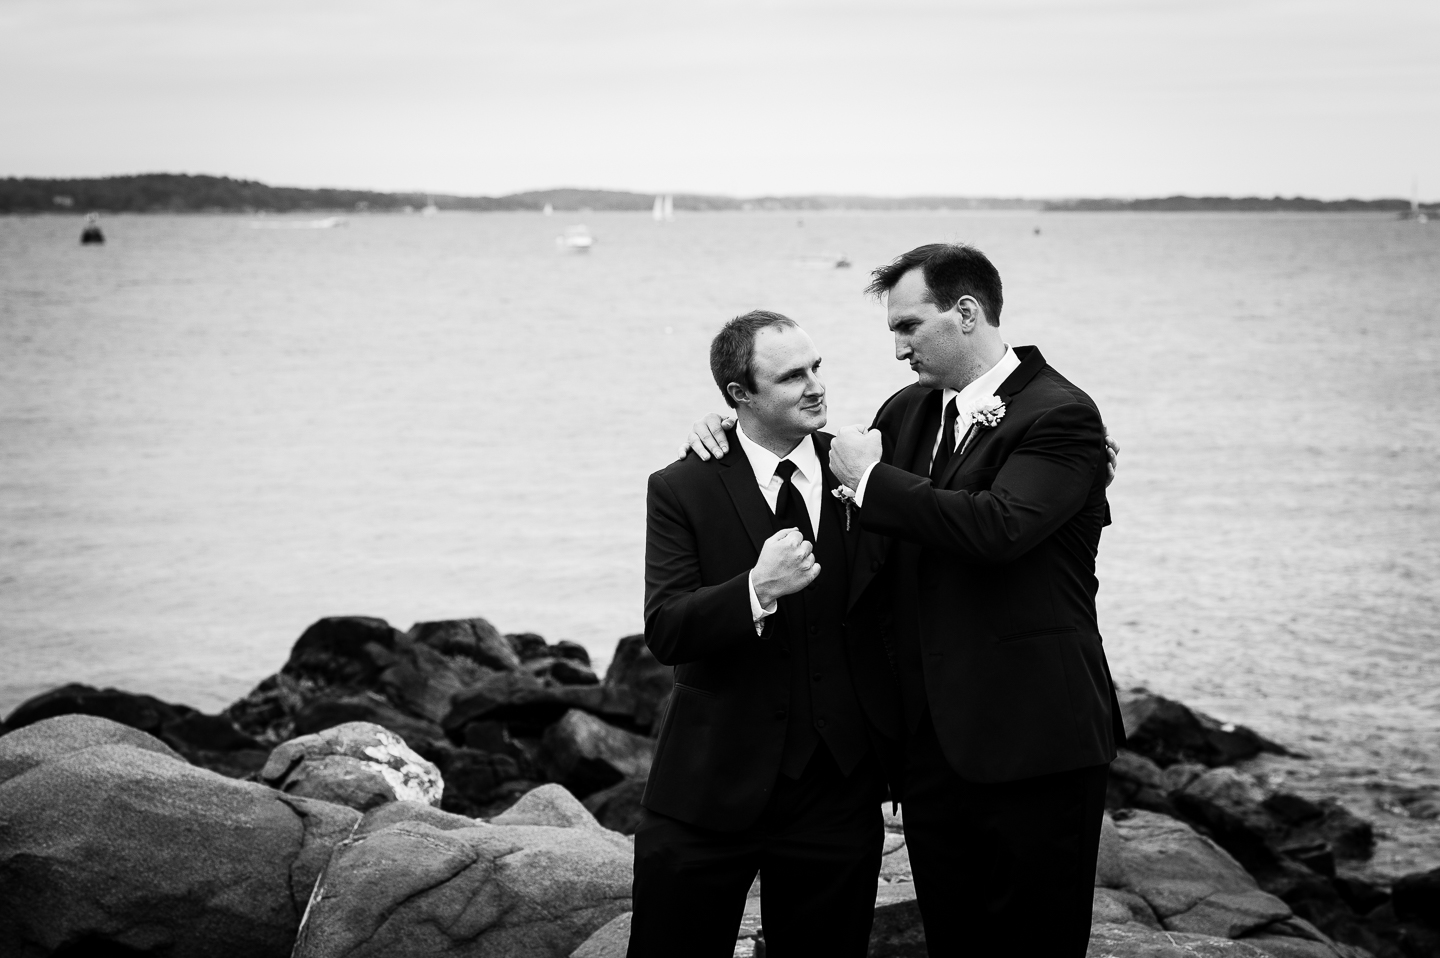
[944, 342, 1019, 414]
[735, 423, 821, 487]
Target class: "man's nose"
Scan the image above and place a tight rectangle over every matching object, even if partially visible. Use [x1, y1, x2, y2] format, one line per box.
[895, 337, 911, 360]
[804, 372, 825, 396]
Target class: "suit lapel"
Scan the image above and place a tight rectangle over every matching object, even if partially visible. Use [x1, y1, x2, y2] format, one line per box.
[937, 346, 1047, 488]
[717, 444, 774, 558]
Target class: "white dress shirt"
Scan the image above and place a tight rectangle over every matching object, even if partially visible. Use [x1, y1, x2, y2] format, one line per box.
[735, 424, 824, 629]
[854, 343, 1019, 505]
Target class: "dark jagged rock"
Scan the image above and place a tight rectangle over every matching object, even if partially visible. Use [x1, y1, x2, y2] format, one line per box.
[538, 710, 655, 798]
[408, 617, 520, 672]
[1119, 687, 1293, 768]
[283, 616, 406, 687]
[1, 683, 269, 778]
[582, 777, 648, 834]
[553, 640, 591, 666]
[1393, 866, 1440, 929]
[506, 631, 551, 662]
[602, 635, 674, 731]
[1107, 749, 1178, 815]
[377, 638, 501, 723]
[0, 715, 359, 958]
[292, 692, 448, 752]
[527, 657, 600, 686]
[1354, 902, 1440, 958]
[1172, 768, 1375, 882]
[429, 747, 524, 817]
[1331, 876, 1390, 915]
[2, 682, 193, 736]
[443, 671, 639, 733]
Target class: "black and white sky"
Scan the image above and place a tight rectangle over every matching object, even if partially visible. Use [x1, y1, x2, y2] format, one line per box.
[2, 0, 1436, 198]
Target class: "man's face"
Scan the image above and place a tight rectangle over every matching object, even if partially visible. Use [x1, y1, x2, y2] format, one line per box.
[887, 267, 968, 389]
[742, 324, 827, 439]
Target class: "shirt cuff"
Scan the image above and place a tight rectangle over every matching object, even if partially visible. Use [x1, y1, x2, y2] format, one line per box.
[748, 569, 777, 636]
[853, 461, 880, 507]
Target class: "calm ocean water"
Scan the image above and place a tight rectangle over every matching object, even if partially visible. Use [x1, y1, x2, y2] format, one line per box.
[2, 211, 1437, 837]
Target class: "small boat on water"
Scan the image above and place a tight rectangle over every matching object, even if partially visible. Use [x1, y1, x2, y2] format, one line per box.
[652, 195, 674, 222]
[557, 225, 594, 252]
[247, 216, 347, 230]
[80, 212, 104, 245]
[543, 203, 554, 216]
[1398, 178, 1430, 223]
[421, 197, 440, 216]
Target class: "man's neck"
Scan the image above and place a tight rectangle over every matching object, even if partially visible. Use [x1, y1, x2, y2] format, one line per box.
[735, 412, 807, 459]
[942, 337, 1007, 393]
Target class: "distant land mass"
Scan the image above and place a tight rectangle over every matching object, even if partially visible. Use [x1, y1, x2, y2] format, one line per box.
[0, 174, 1431, 215]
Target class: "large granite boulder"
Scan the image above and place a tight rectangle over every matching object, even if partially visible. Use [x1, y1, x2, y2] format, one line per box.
[539, 710, 656, 798]
[292, 785, 631, 958]
[1113, 810, 1293, 939]
[1087, 924, 1274, 957]
[261, 721, 442, 811]
[291, 691, 449, 751]
[570, 911, 632, 958]
[1119, 688, 1292, 768]
[0, 715, 359, 958]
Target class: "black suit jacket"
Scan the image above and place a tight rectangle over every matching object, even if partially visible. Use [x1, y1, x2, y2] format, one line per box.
[857, 345, 1124, 783]
[642, 431, 903, 831]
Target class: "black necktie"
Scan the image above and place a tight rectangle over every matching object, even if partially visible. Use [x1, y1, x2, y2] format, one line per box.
[773, 460, 815, 542]
[930, 398, 960, 483]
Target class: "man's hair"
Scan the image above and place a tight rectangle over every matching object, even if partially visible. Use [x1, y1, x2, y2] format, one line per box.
[709, 310, 798, 408]
[865, 243, 1003, 326]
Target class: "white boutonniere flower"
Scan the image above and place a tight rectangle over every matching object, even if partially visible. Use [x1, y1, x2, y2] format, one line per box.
[967, 395, 1007, 429]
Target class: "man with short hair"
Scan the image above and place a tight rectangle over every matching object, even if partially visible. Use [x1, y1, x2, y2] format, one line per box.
[829, 243, 1123, 957]
[630, 310, 902, 958]
[684, 244, 1123, 957]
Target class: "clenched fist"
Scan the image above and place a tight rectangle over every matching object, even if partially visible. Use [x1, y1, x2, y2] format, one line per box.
[753, 528, 820, 607]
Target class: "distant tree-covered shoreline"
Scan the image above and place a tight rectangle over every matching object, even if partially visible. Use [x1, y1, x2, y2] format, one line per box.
[1, 173, 1429, 215]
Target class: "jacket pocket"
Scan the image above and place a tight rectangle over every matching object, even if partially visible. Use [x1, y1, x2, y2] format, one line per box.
[997, 625, 1079, 643]
[672, 682, 717, 698]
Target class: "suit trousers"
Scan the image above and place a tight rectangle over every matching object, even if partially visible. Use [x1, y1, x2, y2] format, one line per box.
[627, 747, 884, 958]
[903, 713, 1109, 958]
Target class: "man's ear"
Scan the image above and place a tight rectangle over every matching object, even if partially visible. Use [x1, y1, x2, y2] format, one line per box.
[955, 296, 980, 332]
[726, 382, 750, 406]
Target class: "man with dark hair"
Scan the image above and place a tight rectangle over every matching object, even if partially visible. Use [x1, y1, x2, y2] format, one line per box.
[683, 244, 1122, 957]
[830, 242, 1123, 957]
[632, 310, 902, 958]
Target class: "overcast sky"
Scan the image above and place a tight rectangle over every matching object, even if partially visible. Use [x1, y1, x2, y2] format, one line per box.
[1, 0, 1436, 198]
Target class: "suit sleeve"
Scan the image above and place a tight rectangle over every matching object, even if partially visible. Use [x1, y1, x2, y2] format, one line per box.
[643, 471, 764, 666]
[859, 402, 1104, 564]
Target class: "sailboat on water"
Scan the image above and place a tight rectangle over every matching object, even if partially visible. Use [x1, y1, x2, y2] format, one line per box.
[652, 195, 675, 222]
[1399, 178, 1429, 223]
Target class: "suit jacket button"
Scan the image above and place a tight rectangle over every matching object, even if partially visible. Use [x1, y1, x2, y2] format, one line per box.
[807, 624, 818, 636]
[774, 709, 787, 720]
[814, 718, 827, 729]
[812, 672, 822, 682]
[871, 560, 881, 572]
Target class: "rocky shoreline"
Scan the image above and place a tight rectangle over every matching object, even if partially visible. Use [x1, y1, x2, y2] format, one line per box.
[1, 615, 1436, 957]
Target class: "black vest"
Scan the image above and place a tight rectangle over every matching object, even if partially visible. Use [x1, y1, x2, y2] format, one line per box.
[773, 490, 871, 778]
